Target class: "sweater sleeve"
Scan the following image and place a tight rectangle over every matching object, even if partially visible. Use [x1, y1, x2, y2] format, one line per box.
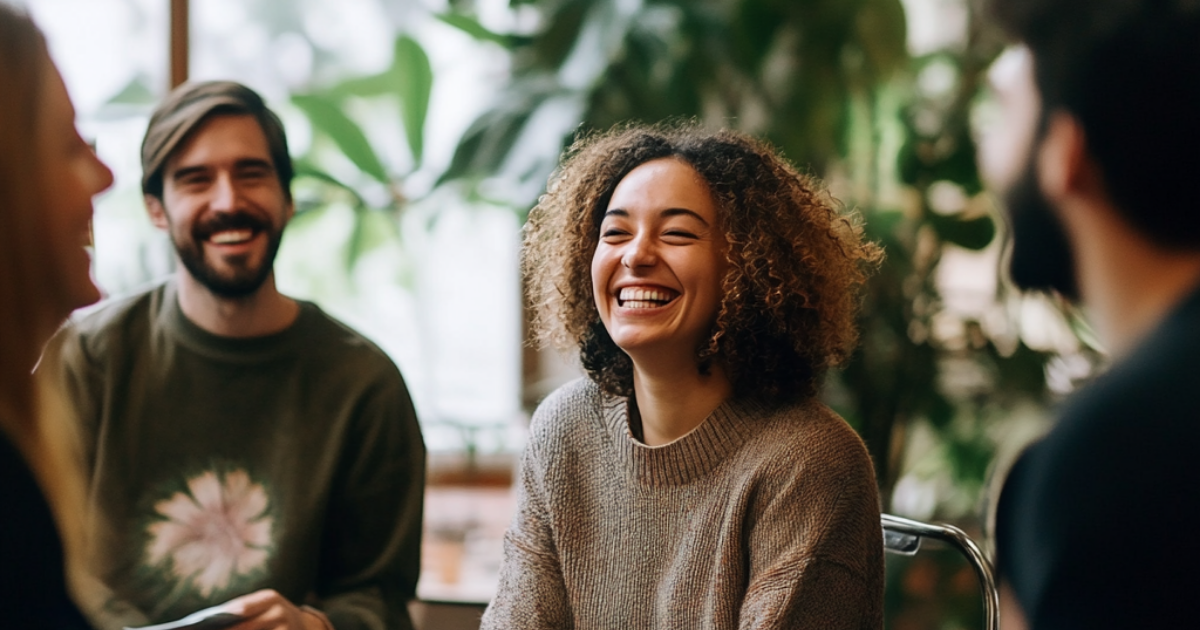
[480, 432, 573, 630]
[737, 424, 883, 630]
[42, 323, 103, 462]
[314, 372, 426, 630]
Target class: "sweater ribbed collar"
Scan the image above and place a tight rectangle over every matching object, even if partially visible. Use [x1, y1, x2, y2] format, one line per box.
[158, 280, 319, 363]
[600, 391, 763, 487]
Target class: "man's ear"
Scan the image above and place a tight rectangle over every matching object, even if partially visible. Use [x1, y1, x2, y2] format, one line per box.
[1037, 111, 1105, 206]
[144, 194, 170, 230]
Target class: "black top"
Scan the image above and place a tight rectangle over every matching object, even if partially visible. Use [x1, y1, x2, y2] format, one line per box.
[0, 432, 94, 628]
[996, 285, 1200, 628]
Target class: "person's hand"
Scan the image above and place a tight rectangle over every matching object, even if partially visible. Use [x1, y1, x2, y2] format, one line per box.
[222, 589, 333, 630]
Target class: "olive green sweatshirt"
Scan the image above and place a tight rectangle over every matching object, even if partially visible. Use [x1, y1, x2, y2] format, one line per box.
[45, 281, 425, 630]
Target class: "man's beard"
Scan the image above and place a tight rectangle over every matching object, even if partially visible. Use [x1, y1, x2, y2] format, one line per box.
[173, 210, 283, 299]
[1003, 157, 1080, 301]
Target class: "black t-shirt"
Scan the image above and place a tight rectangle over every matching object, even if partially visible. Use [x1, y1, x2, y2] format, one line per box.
[0, 433, 94, 629]
[996, 286, 1200, 628]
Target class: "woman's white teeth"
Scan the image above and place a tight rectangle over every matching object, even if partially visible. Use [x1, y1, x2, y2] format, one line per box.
[210, 229, 253, 244]
[619, 288, 671, 301]
[618, 287, 675, 308]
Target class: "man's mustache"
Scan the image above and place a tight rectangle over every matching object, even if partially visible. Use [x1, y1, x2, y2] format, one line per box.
[192, 212, 270, 240]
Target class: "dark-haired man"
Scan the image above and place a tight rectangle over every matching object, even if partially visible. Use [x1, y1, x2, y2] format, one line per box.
[46, 81, 425, 630]
[978, 1, 1200, 627]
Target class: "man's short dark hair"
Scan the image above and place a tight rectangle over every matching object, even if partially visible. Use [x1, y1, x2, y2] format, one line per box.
[987, 0, 1200, 248]
[141, 81, 293, 201]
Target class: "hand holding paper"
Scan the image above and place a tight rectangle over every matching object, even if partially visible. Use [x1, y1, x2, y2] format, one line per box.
[221, 589, 331, 630]
[123, 602, 241, 630]
[124, 590, 330, 630]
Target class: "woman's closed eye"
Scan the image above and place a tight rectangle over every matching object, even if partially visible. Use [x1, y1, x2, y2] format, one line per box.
[600, 225, 632, 241]
[663, 229, 699, 240]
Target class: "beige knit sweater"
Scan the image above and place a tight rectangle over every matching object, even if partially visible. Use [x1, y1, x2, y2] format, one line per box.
[481, 378, 883, 629]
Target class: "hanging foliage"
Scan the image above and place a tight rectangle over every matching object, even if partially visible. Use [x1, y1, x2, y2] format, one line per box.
[438, 0, 1073, 513]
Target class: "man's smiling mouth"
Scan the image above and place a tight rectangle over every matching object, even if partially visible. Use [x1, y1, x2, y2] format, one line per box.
[618, 287, 679, 309]
[209, 228, 256, 245]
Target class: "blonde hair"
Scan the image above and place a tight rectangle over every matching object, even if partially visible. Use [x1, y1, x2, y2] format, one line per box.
[0, 2, 90, 599]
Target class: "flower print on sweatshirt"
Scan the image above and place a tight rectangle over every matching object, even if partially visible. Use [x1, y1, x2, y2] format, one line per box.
[144, 468, 274, 597]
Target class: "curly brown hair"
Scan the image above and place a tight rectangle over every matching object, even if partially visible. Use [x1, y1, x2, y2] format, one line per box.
[524, 122, 882, 403]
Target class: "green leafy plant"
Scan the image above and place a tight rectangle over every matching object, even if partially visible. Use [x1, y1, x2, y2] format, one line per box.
[437, 0, 1067, 513]
[289, 34, 434, 269]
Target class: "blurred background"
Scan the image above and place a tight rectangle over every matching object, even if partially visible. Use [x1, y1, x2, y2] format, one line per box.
[20, 0, 1105, 626]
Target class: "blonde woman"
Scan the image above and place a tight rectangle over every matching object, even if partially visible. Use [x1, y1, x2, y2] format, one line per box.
[0, 4, 113, 626]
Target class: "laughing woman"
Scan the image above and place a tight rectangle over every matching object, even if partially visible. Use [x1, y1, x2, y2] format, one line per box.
[0, 4, 114, 626]
[483, 124, 885, 630]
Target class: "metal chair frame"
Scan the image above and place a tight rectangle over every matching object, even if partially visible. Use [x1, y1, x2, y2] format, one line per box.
[881, 514, 999, 630]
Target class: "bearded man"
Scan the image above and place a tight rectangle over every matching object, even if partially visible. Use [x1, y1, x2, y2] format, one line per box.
[45, 81, 425, 630]
[978, 1, 1200, 628]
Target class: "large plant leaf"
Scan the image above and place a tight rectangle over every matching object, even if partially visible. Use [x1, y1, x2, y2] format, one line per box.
[439, 107, 539, 185]
[437, 76, 562, 184]
[528, 0, 593, 70]
[435, 12, 523, 48]
[731, 0, 785, 75]
[292, 159, 371, 209]
[929, 213, 997, 251]
[325, 36, 434, 166]
[391, 36, 433, 165]
[329, 73, 395, 99]
[292, 94, 390, 185]
[586, 21, 701, 125]
[896, 127, 984, 195]
[345, 207, 398, 268]
[855, 0, 908, 79]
